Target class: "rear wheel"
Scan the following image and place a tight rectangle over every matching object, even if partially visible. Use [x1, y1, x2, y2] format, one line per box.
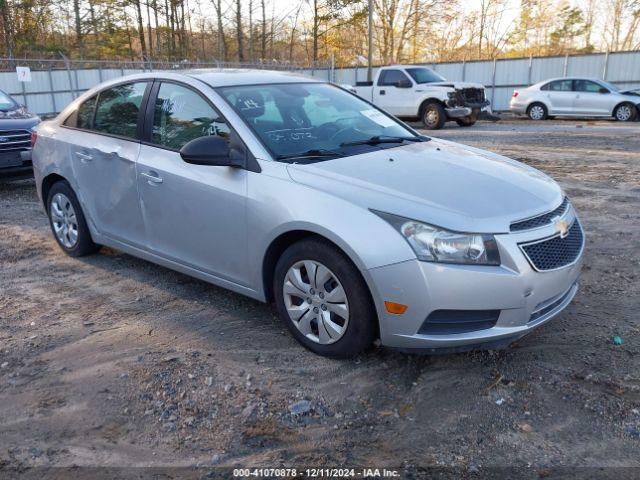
[527, 102, 548, 120]
[47, 181, 100, 257]
[613, 103, 636, 122]
[273, 238, 377, 357]
[421, 102, 446, 130]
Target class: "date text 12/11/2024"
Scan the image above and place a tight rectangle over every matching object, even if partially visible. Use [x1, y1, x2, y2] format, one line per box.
[232, 468, 401, 477]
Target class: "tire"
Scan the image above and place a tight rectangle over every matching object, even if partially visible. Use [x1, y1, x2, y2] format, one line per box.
[455, 116, 477, 127]
[273, 238, 377, 358]
[527, 102, 548, 121]
[421, 102, 446, 130]
[46, 181, 100, 257]
[613, 103, 636, 122]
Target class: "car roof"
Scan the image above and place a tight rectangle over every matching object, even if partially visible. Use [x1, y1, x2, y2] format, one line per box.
[532, 77, 605, 86]
[185, 68, 321, 86]
[112, 69, 321, 87]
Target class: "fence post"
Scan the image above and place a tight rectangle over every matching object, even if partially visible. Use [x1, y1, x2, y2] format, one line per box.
[19, 72, 28, 109]
[60, 53, 78, 99]
[48, 67, 57, 114]
[563, 54, 569, 76]
[461, 59, 466, 81]
[527, 54, 533, 85]
[602, 51, 609, 80]
[490, 58, 497, 105]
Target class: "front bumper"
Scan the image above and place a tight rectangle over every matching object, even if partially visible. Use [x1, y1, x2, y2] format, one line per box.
[366, 220, 584, 352]
[0, 150, 33, 176]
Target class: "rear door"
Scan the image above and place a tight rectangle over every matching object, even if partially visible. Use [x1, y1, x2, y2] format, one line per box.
[541, 79, 575, 114]
[136, 81, 249, 285]
[573, 79, 612, 116]
[374, 69, 414, 116]
[67, 81, 149, 247]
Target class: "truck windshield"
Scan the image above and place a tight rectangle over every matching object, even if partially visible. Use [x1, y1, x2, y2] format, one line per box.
[405, 68, 445, 84]
[0, 90, 17, 110]
[218, 83, 419, 162]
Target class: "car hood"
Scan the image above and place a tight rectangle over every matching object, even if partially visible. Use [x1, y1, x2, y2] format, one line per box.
[426, 81, 485, 90]
[286, 138, 562, 233]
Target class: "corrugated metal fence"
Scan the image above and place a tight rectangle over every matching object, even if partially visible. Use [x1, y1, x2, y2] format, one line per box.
[333, 51, 640, 111]
[2, 51, 640, 115]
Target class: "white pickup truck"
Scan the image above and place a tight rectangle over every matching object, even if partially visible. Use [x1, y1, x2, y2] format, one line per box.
[346, 65, 498, 129]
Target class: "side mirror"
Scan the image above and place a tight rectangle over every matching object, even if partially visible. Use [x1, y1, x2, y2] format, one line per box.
[599, 87, 609, 94]
[179, 135, 242, 167]
[395, 79, 412, 89]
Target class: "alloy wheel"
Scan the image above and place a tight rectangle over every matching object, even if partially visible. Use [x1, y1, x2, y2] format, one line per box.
[425, 109, 439, 127]
[529, 105, 545, 120]
[50, 193, 78, 248]
[282, 260, 349, 345]
[616, 105, 632, 121]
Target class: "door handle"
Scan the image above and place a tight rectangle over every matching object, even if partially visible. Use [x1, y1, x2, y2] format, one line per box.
[141, 171, 163, 185]
[76, 151, 93, 162]
[380, 90, 386, 95]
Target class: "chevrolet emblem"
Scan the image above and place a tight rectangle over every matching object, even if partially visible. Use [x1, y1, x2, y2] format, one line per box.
[556, 219, 570, 238]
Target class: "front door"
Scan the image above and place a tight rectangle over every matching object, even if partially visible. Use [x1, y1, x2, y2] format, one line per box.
[572, 79, 612, 115]
[70, 81, 149, 247]
[375, 69, 414, 116]
[136, 81, 249, 286]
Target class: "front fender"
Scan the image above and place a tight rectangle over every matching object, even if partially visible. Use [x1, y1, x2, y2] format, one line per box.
[246, 162, 416, 299]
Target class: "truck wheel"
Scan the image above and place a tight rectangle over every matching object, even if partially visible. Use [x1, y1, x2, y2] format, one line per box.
[455, 116, 476, 127]
[421, 102, 446, 130]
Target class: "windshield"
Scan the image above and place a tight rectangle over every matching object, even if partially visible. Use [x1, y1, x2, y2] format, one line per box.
[0, 90, 17, 110]
[405, 67, 446, 84]
[218, 83, 420, 161]
[598, 80, 620, 92]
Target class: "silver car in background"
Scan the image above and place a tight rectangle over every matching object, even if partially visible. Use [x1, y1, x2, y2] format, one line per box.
[510, 77, 639, 121]
[32, 70, 584, 357]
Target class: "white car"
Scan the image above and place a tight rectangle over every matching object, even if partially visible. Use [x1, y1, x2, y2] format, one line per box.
[347, 65, 498, 129]
[510, 77, 640, 121]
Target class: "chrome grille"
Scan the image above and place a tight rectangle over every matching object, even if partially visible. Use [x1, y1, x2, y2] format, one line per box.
[461, 88, 485, 103]
[0, 129, 31, 153]
[520, 220, 584, 271]
[511, 197, 569, 232]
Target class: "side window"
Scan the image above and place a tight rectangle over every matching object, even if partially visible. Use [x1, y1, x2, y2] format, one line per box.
[63, 95, 97, 129]
[93, 82, 147, 138]
[575, 80, 603, 93]
[152, 82, 230, 150]
[378, 69, 411, 87]
[547, 80, 573, 92]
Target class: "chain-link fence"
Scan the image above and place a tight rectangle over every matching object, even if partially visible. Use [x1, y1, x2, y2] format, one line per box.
[2, 51, 640, 115]
[0, 57, 335, 116]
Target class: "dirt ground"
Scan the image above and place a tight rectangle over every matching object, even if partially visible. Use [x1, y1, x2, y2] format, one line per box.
[1, 118, 639, 478]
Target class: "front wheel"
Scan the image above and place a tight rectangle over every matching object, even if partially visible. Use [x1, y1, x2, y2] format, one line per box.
[613, 103, 636, 122]
[421, 102, 446, 130]
[273, 238, 377, 358]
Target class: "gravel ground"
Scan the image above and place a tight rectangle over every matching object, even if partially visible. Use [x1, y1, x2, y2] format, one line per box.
[1, 119, 639, 478]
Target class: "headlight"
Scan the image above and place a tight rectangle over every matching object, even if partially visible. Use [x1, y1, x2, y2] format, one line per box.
[374, 211, 500, 265]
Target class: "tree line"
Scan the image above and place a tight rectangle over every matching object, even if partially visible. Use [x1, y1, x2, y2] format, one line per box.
[0, 0, 638, 67]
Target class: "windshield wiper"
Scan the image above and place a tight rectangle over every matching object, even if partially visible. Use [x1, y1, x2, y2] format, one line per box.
[276, 148, 344, 161]
[340, 135, 426, 147]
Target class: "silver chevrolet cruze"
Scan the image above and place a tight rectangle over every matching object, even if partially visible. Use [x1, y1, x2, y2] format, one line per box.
[32, 70, 584, 357]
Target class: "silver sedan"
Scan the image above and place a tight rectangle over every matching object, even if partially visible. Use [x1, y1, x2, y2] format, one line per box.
[32, 70, 584, 357]
[510, 77, 639, 121]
